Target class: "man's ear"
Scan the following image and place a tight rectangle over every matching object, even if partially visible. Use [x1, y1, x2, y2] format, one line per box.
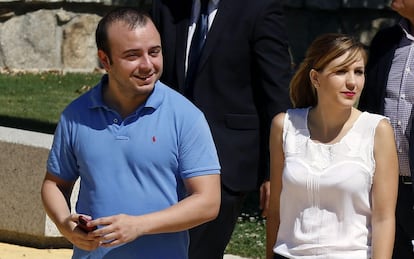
[98, 50, 110, 71]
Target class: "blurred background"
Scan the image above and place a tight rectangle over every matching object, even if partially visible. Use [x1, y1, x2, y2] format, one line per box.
[0, 0, 398, 73]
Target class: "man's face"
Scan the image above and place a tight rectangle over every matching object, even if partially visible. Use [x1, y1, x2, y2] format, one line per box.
[100, 19, 163, 100]
[391, 0, 414, 20]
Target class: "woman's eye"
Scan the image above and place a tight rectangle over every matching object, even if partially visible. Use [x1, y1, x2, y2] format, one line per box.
[355, 69, 365, 75]
[335, 69, 347, 74]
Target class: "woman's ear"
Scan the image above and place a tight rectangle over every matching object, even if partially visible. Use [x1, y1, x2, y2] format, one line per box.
[309, 69, 319, 88]
[98, 50, 111, 71]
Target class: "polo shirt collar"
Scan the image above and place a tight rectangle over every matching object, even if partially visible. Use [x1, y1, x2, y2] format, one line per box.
[88, 74, 163, 111]
[144, 81, 163, 110]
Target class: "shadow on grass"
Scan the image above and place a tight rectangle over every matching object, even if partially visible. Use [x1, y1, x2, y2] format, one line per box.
[0, 115, 56, 134]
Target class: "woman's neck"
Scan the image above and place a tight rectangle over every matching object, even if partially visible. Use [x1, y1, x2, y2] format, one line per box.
[307, 106, 357, 144]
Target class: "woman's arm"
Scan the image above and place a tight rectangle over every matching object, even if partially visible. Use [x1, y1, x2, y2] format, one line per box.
[266, 113, 286, 259]
[371, 119, 399, 259]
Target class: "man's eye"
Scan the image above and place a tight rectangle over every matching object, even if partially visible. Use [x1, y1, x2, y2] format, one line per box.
[125, 54, 139, 61]
[149, 49, 161, 57]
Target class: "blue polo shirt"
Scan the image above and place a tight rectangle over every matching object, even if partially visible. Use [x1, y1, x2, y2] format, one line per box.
[47, 75, 220, 259]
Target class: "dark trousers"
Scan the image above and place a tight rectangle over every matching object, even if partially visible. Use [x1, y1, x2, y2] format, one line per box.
[274, 254, 289, 259]
[188, 186, 247, 259]
[392, 180, 414, 259]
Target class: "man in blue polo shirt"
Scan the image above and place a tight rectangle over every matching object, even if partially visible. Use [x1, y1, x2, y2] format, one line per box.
[41, 7, 221, 259]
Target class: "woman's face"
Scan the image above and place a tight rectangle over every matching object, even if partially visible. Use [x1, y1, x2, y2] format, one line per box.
[311, 51, 365, 109]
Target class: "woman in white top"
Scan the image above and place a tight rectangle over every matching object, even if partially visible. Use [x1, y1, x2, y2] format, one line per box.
[266, 33, 399, 259]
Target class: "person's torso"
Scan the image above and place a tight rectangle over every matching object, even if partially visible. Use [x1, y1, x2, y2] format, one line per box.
[275, 108, 385, 258]
[47, 81, 220, 259]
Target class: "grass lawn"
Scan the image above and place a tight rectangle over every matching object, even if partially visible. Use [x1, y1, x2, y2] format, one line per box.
[0, 72, 266, 258]
[225, 213, 265, 259]
[0, 72, 101, 133]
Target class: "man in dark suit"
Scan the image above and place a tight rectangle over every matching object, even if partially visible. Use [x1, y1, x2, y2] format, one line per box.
[151, 0, 292, 258]
[358, 1, 414, 258]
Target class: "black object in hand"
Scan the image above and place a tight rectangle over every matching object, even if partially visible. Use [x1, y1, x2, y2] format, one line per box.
[78, 215, 97, 232]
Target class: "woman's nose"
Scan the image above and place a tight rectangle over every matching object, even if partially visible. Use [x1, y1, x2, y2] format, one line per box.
[346, 73, 356, 90]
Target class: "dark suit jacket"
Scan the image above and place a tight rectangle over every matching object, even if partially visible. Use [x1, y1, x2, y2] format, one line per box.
[151, 0, 292, 192]
[358, 22, 414, 184]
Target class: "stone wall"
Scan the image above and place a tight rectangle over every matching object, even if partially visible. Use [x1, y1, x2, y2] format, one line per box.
[0, 9, 100, 73]
[0, 0, 151, 73]
[0, 0, 401, 73]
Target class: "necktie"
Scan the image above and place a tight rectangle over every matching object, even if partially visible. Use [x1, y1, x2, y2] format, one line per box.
[185, 0, 209, 98]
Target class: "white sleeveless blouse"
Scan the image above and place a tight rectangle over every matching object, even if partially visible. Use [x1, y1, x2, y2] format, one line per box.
[274, 108, 386, 258]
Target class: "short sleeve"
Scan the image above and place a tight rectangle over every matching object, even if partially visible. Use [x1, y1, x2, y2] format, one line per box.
[178, 114, 221, 179]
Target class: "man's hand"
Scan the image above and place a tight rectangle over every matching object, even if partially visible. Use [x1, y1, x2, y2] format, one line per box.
[260, 181, 270, 217]
[89, 214, 142, 248]
[59, 214, 100, 251]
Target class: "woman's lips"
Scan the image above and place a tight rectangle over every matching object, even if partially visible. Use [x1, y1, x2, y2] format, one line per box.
[342, 91, 355, 97]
